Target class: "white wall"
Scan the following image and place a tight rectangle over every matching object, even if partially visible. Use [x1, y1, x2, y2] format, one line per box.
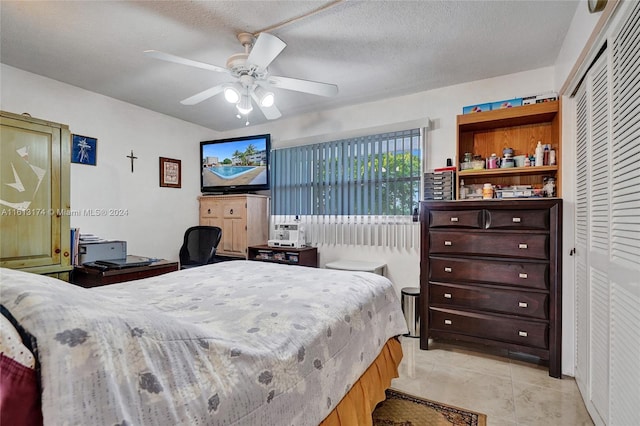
[1, 64, 219, 261]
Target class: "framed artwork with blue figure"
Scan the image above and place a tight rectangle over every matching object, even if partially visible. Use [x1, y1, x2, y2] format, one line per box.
[71, 134, 97, 165]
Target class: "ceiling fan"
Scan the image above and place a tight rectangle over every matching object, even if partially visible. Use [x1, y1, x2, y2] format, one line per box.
[144, 32, 338, 121]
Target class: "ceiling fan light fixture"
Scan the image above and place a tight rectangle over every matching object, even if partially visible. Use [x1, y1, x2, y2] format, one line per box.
[223, 83, 242, 104]
[236, 94, 253, 115]
[254, 86, 275, 107]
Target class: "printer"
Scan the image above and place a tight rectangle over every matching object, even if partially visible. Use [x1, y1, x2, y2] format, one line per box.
[267, 222, 306, 248]
[79, 240, 127, 264]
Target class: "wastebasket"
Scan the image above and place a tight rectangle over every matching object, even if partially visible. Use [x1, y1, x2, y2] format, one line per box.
[401, 287, 420, 338]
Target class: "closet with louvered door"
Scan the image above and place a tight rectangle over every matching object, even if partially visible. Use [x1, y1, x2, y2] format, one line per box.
[572, 2, 640, 424]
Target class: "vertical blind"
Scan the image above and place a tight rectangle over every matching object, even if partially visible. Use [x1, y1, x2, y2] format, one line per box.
[270, 128, 422, 249]
[271, 128, 422, 216]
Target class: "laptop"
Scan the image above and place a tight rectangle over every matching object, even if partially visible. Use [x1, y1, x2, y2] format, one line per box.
[94, 255, 153, 269]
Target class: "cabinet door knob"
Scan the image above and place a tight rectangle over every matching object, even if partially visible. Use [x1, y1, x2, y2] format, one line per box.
[512, 217, 521, 223]
[518, 302, 528, 308]
[444, 319, 452, 325]
[444, 241, 452, 246]
[444, 293, 452, 298]
[518, 243, 528, 249]
[519, 273, 528, 279]
[518, 331, 528, 337]
[444, 267, 452, 273]
[450, 217, 459, 222]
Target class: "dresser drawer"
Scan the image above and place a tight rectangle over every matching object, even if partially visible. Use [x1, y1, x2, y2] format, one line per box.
[429, 283, 548, 319]
[223, 200, 245, 218]
[429, 210, 483, 229]
[486, 209, 549, 230]
[430, 308, 548, 349]
[430, 231, 549, 260]
[200, 202, 221, 218]
[429, 257, 548, 289]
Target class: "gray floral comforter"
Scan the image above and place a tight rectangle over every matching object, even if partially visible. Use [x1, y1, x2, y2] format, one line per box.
[0, 261, 407, 425]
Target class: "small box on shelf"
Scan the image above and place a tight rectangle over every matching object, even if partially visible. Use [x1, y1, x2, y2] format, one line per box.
[462, 103, 492, 114]
[522, 92, 558, 105]
[490, 98, 523, 110]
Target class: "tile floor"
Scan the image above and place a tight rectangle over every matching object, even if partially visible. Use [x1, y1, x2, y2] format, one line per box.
[392, 337, 594, 426]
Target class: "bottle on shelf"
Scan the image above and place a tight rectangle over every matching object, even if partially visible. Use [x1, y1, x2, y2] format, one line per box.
[543, 145, 550, 166]
[524, 154, 531, 167]
[460, 179, 467, 199]
[482, 183, 494, 199]
[535, 141, 544, 167]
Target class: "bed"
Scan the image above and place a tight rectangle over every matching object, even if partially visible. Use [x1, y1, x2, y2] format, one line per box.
[0, 260, 408, 425]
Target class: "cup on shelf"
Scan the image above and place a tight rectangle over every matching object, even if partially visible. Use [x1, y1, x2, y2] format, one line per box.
[514, 155, 527, 167]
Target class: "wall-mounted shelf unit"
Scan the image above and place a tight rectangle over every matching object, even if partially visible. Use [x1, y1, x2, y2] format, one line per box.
[456, 101, 561, 198]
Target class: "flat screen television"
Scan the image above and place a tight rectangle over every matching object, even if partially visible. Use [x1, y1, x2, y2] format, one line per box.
[200, 134, 271, 194]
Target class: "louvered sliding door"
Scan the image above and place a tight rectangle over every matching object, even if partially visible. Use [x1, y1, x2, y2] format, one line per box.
[573, 2, 640, 424]
[574, 52, 610, 425]
[609, 2, 640, 424]
[574, 83, 589, 395]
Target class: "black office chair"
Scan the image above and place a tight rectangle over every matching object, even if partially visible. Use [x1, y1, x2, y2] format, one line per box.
[179, 226, 222, 269]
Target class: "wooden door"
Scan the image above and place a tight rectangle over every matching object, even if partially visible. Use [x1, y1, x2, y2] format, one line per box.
[0, 116, 62, 269]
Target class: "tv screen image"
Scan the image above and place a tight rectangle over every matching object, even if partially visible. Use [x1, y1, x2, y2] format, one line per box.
[200, 134, 271, 193]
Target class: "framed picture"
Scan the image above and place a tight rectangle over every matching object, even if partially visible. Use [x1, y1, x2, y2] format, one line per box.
[71, 134, 97, 165]
[159, 157, 181, 188]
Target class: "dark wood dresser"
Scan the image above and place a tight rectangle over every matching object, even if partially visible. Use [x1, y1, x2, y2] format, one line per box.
[420, 199, 562, 377]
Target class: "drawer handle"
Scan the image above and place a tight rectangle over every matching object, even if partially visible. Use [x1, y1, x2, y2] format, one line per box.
[444, 319, 452, 325]
[444, 241, 452, 246]
[444, 267, 452, 273]
[519, 243, 528, 249]
[518, 302, 528, 308]
[230, 208, 234, 214]
[518, 331, 528, 337]
[512, 217, 521, 223]
[519, 273, 528, 279]
[450, 217, 459, 222]
[444, 293, 452, 299]
[207, 208, 211, 214]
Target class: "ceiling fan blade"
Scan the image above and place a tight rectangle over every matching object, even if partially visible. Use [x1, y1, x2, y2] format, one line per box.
[250, 90, 282, 120]
[268, 75, 338, 97]
[180, 84, 225, 105]
[247, 33, 286, 69]
[144, 50, 228, 74]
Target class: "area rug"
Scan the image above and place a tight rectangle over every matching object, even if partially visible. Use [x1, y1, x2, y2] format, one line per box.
[372, 389, 487, 426]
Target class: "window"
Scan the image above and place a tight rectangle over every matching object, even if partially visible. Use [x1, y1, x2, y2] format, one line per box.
[272, 128, 422, 216]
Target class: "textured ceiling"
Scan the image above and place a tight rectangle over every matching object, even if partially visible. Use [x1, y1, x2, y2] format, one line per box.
[0, 1, 579, 132]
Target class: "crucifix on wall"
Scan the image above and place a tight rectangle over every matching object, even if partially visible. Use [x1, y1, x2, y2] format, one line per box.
[126, 150, 138, 173]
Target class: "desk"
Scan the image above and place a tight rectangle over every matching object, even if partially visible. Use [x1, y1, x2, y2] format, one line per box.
[71, 259, 179, 288]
